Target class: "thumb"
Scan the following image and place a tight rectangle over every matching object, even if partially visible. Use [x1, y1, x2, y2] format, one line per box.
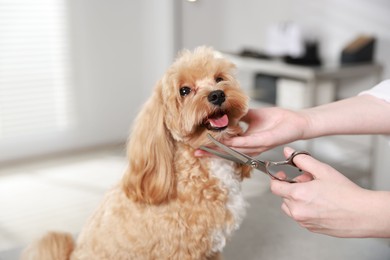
[283, 147, 332, 180]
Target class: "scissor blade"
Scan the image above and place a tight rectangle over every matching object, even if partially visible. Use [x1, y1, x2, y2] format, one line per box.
[199, 146, 244, 164]
[206, 134, 251, 164]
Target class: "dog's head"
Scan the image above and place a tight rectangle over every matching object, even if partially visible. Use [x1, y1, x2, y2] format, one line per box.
[123, 46, 248, 204]
[161, 47, 249, 146]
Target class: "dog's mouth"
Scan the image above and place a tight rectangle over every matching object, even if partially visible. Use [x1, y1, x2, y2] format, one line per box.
[202, 110, 229, 131]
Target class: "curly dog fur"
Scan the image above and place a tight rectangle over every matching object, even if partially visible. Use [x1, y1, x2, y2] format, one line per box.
[22, 46, 251, 260]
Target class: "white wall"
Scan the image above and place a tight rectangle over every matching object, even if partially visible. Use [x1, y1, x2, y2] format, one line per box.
[181, 0, 390, 78]
[0, 0, 177, 163]
[68, 0, 176, 145]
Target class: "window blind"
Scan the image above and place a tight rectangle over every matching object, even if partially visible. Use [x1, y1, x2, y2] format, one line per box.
[0, 0, 72, 140]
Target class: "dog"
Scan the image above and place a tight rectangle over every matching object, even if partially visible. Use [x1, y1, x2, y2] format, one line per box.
[22, 46, 251, 260]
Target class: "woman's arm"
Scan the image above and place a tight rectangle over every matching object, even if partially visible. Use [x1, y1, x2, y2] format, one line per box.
[215, 94, 390, 155]
[303, 94, 390, 139]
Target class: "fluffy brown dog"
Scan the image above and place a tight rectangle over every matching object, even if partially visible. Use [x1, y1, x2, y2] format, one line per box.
[22, 46, 251, 260]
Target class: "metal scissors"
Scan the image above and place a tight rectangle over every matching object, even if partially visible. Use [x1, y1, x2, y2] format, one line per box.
[199, 134, 311, 183]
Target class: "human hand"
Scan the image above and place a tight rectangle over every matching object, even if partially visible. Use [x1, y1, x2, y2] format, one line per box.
[195, 107, 309, 158]
[270, 147, 385, 238]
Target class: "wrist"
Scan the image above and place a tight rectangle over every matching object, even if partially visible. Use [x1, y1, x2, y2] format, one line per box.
[352, 190, 390, 238]
[365, 190, 390, 238]
[298, 109, 318, 140]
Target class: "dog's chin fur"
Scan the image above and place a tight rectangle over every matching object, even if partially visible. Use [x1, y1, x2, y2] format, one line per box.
[22, 46, 251, 260]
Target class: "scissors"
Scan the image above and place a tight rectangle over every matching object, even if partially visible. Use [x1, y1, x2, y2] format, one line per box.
[199, 134, 311, 183]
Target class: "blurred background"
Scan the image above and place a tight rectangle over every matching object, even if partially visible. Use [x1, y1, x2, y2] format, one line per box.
[1, 0, 390, 259]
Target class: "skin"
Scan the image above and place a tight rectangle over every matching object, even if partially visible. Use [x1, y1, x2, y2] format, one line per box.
[195, 94, 390, 238]
[273, 146, 390, 238]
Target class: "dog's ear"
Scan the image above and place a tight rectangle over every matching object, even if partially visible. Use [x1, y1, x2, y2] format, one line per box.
[122, 82, 175, 205]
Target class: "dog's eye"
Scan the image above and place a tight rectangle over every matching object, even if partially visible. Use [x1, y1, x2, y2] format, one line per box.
[179, 86, 192, 97]
[215, 77, 224, 83]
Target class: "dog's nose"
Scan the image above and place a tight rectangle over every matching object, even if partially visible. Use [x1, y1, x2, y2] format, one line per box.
[208, 90, 226, 106]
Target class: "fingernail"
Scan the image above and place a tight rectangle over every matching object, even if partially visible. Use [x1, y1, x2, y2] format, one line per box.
[284, 146, 295, 155]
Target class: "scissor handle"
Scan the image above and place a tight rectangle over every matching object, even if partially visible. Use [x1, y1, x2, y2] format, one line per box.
[286, 151, 311, 167]
[265, 151, 311, 183]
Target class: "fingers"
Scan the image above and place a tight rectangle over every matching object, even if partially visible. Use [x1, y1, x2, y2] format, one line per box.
[223, 136, 273, 155]
[283, 147, 312, 172]
[238, 108, 257, 124]
[194, 149, 211, 157]
[270, 178, 295, 198]
[273, 171, 287, 180]
[270, 147, 316, 198]
[224, 135, 257, 148]
[294, 172, 315, 182]
[283, 147, 330, 180]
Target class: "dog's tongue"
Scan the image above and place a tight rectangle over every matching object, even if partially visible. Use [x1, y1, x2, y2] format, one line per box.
[209, 114, 229, 128]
